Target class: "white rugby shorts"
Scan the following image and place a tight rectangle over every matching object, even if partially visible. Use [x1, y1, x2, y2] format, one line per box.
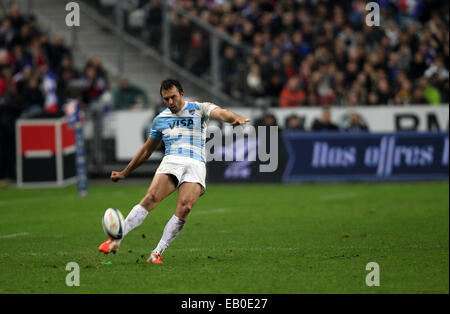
[155, 155, 207, 195]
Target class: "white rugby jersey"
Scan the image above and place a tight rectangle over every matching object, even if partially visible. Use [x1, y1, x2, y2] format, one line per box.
[149, 101, 218, 163]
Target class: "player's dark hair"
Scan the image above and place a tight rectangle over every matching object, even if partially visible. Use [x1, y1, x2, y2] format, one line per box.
[160, 79, 184, 96]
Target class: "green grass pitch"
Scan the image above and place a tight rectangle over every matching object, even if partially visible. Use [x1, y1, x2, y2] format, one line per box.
[0, 182, 448, 294]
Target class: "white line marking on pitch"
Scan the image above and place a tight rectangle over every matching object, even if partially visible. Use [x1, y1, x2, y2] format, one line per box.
[0, 232, 32, 239]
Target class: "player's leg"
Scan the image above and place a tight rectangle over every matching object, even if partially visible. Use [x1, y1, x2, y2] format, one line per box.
[148, 182, 203, 263]
[122, 173, 178, 237]
[99, 174, 177, 254]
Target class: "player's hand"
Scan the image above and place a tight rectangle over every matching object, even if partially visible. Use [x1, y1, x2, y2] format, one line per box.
[231, 117, 251, 126]
[110, 171, 126, 182]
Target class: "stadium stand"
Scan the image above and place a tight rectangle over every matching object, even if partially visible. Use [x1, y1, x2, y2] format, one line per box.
[0, 4, 113, 114]
[91, 0, 449, 107]
[0, 3, 112, 182]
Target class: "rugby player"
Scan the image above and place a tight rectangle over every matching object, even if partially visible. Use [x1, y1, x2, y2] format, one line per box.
[98, 79, 250, 263]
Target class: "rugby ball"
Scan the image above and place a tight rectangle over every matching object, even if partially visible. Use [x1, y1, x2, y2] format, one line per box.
[102, 208, 125, 240]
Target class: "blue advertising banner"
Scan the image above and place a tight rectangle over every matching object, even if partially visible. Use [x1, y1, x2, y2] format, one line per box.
[282, 132, 449, 182]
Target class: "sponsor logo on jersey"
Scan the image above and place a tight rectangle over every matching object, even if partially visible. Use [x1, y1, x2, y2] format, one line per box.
[169, 119, 194, 129]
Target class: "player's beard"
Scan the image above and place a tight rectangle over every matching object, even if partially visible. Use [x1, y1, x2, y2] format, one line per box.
[169, 100, 183, 113]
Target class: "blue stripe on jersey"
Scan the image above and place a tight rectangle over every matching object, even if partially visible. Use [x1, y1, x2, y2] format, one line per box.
[148, 103, 207, 162]
[190, 132, 193, 159]
[185, 102, 200, 112]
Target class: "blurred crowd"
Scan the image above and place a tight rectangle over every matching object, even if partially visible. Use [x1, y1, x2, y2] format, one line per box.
[255, 108, 369, 133]
[0, 3, 154, 182]
[0, 4, 114, 117]
[0, 4, 113, 182]
[126, 0, 449, 106]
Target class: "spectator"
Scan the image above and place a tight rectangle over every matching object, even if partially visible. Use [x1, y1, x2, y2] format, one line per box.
[265, 72, 284, 106]
[10, 22, 32, 48]
[84, 56, 109, 89]
[144, 0, 163, 50]
[8, 4, 25, 33]
[11, 45, 31, 73]
[419, 76, 442, 105]
[291, 30, 311, 59]
[258, 53, 274, 84]
[346, 91, 360, 106]
[377, 78, 393, 105]
[241, 20, 254, 45]
[367, 91, 380, 105]
[345, 113, 369, 132]
[409, 51, 428, 80]
[220, 45, 239, 95]
[0, 18, 15, 48]
[0, 66, 12, 98]
[39, 63, 59, 113]
[184, 30, 209, 76]
[285, 114, 305, 131]
[28, 37, 47, 68]
[311, 107, 339, 132]
[78, 66, 107, 107]
[57, 56, 79, 79]
[21, 75, 44, 117]
[56, 57, 79, 107]
[254, 113, 278, 128]
[279, 76, 306, 107]
[394, 80, 413, 105]
[48, 34, 72, 71]
[26, 15, 42, 38]
[113, 78, 148, 109]
[425, 56, 449, 82]
[171, 16, 193, 65]
[245, 63, 264, 97]
[280, 51, 297, 82]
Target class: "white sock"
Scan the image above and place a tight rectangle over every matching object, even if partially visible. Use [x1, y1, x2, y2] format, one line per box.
[153, 215, 185, 255]
[120, 204, 148, 241]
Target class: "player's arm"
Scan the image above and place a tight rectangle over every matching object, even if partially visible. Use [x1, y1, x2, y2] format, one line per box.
[110, 137, 161, 182]
[210, 106, 251, 126]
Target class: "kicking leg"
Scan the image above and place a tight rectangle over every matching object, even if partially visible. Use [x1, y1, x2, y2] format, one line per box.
[123, 174, 177, 237]
[148, 182, 202, 263]
[98, 174, 176, 254]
